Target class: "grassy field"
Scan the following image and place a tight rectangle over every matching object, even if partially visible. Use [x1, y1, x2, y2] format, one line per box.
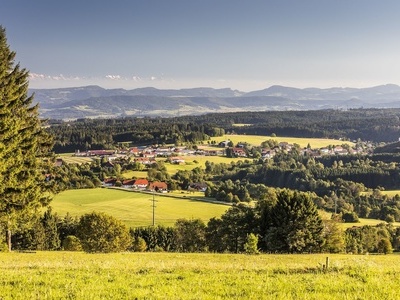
[210, 134, 354, 148]
[50, 188, 229, 228]
[57, 153, 94, 164]
[319, 210, 399, 228]
[380, 190, 400, 197]
[0, 252, 399, 299]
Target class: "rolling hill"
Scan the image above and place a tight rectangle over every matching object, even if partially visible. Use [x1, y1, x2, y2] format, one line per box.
[31, 84, 400, 120]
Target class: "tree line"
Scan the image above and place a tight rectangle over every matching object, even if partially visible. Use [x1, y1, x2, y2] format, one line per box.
[46, 108, 400, 154]
[8, 190, 397, 254]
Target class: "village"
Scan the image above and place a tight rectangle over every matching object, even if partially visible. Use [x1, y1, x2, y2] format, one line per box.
[72, 138, 373, 193]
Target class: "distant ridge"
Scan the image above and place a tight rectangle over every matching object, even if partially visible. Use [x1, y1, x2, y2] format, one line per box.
[30, 84, 400, 120]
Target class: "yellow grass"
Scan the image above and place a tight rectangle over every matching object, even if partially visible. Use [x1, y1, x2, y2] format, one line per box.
[319, 210, 400, 228]
[57, 153, 94, 164]
[1, 252, 400, 299]
[380, 190, 400, 197]
[210, 134, 354, 148]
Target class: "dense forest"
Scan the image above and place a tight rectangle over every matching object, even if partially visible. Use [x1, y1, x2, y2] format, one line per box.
[47, 108, 400, 153]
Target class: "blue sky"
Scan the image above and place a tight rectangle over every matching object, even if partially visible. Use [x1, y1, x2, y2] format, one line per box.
[2, 0, 400, 91]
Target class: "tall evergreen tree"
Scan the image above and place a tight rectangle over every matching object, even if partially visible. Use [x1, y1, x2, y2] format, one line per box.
[262, 190, 324, 253]
[0, 26, 53, 251]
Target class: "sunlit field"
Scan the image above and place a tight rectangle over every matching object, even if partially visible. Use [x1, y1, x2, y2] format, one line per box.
[57, 153, 94, 164]
[380, 190, 400, 197]
[0, 252, 399, 300]
[210, 134, 354, 148]
[50, 188, 229, 228]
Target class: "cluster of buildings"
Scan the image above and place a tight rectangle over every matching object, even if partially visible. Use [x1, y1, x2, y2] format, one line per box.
[103, 178, 168, 193]
[75, 140, 370, 166]
[75, 140, 371, 193]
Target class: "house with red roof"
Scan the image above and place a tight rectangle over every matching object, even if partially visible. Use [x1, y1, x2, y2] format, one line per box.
[133, 178, 149, 190]
[148, 181, 168, 192]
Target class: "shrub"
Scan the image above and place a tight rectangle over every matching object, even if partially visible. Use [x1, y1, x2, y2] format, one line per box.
[244, 233, 259, 254]
[132, 237, 147, 252]
[377, 238, 393, 254]
[342, 211, 359, 223]
[62, 235, 82, 251]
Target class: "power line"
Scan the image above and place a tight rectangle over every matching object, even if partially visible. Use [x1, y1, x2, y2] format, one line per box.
[150, 191, 158, 226]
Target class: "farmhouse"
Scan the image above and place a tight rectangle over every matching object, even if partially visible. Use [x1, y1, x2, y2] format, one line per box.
[86, 150, 116, 156]
[261, 149, 276, 159]
[133, 178, 149, 189]
[233, 147, 247, 157]
[103, 178, 117, 187]
[134, 157, 156, 165]
[189, 182, 208, 192]
[168, 156, 185, 164]
[122, 179, 135, 188]
[148, 181, 168, 192]
[204, 149, 224, 156]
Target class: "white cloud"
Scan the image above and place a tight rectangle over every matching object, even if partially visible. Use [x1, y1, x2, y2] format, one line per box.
[105, 75, 122, 80]
[29, 73, 82, 81]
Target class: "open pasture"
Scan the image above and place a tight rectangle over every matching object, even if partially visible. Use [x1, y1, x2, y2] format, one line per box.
[161, 156, 244, 175]
[57, 154, 94, 165]
[210, 134, 353, 148]
[50, 188, 229, 228]
[380, 190, 400, 197]
[0, 252, 399, 299]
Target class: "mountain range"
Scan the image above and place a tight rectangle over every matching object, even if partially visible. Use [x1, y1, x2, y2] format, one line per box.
[30, 84, 400, 120]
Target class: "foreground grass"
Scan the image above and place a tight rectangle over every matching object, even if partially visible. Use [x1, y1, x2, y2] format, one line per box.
[51, 188, 229, 228]
[0, 252, 399, 299]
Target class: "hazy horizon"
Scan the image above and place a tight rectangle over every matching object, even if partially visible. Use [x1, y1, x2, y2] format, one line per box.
[2, 1, 400, 91]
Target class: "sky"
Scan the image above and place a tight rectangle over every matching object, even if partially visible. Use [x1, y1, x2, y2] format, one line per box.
[2, 0, 400, 91]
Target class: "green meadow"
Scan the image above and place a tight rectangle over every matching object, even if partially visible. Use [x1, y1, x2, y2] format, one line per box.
[0, 252, 399, 299]
[51, 188, 395, 230]
[50, 188, 229, 228]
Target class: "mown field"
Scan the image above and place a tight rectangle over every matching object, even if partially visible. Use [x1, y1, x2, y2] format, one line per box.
[57, 153, 94, 164]
[210, 134, 354, 148]
[51, 188, 397, 229]
[0, 252, 399, 299]
[50, 188, 229, 228]
[380, 190, 400, 197]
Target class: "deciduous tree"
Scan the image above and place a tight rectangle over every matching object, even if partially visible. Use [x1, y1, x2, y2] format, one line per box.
[77, 212, 132, 253]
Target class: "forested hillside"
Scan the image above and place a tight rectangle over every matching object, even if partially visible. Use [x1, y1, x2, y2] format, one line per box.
[47, 108, 400, 153]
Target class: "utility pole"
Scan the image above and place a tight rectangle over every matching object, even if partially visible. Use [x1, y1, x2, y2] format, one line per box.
[334, 190, 338, 215]
[151, 191, 157, 226]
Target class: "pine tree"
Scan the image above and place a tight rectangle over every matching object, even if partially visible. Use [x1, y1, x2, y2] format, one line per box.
[262, 190, 324, 253]
[0, 26, 53, 251]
